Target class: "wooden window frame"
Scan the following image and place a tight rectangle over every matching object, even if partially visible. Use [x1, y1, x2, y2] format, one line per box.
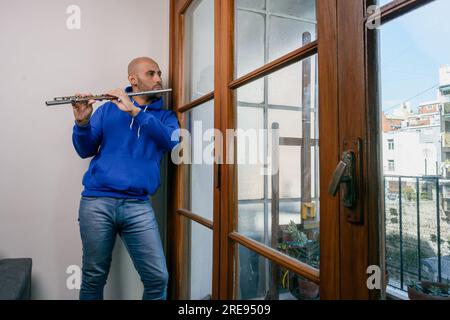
[168, 0, 434, 300]
[169, 0, 218, 300]
[216, 0, 329, 300]
[169, 0, 339, 300]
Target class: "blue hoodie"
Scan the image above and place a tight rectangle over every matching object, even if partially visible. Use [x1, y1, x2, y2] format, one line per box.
[72, 87, 180, 200]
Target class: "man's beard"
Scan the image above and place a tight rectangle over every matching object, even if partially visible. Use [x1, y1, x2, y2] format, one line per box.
[152, 84, 163, 99]
[136, 83, 155, 102]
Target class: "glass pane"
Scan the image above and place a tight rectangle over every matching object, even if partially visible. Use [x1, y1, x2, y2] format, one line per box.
[235, 0, 316, 79]
[236, 11, 265, 78]
[237, 107, 264, 201]
[268, 202, 320, 270]
[269, 56, 317, 107]
[268, 0, 316, 21]
[184, 0, 214, 103]
[275, 202, 301, 226]
[268, 15, 316, 62]
[379, 0, 450, 293]
[269, 109, 302, 138]
[379, 0, 392, 7]
[279, 146, 301, 198]
[187, 218, 213, 300]
[235, 55, 319, 269]
[236, 245, 320, 300]
[267, 109, 318, 200]
[237, 79, 264, 104]
[185, 100, 214, 221]
[238, 203, 266, 242]
[237, 0, 265, 11]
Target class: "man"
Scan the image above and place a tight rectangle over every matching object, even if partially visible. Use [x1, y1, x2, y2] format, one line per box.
[71, 57, 179, 300]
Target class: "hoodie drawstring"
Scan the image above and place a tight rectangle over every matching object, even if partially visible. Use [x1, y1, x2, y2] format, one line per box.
[137, 105, 149, 139]
[129, 103, 150, 139]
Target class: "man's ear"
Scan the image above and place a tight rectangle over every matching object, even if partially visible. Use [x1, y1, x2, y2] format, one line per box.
[128, 75, 137, 86]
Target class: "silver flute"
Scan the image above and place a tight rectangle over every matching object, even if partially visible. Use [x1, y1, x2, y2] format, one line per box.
[45, 88, 172, 106]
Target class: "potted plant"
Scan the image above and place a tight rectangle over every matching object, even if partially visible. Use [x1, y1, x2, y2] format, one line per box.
[278, 221, 320, 300]
[407, 280, 450, 300]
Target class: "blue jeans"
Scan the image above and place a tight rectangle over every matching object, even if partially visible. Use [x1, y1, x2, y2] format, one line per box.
[78, 197, 168, 300]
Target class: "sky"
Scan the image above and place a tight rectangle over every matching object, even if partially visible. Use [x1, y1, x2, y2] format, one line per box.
[380, 0, 450, 113]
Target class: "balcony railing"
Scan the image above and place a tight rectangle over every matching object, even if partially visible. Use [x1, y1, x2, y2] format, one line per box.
[384, 175, 450, 292]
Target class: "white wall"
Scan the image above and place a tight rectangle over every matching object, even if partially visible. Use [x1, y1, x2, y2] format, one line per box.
[383, 129, 440, 177]
[0, 0, 169, 300]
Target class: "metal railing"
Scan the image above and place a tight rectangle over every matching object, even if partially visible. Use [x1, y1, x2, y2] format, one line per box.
[384, 175, 450, 291]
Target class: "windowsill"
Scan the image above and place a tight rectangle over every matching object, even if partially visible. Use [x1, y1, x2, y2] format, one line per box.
[386, 286, 409, 300]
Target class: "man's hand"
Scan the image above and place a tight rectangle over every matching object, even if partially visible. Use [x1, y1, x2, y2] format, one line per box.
[72, 93, 95, 126]
[107, 88, 141, 117]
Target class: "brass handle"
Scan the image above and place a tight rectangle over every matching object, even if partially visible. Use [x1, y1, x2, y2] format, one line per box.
[328, 151, 357, 209]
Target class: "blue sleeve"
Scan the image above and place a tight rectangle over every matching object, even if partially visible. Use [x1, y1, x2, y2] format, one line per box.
[134, 109, 180, 152]
[72, 105, 104, 159]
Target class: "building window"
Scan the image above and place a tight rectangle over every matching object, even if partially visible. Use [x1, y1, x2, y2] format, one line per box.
[388, 160, 395, 172]
[388, 139, 394, 150]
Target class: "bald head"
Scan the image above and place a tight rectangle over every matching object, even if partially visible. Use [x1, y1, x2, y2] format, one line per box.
[127, 57, 163, 97]
[128, 57, 158, 76]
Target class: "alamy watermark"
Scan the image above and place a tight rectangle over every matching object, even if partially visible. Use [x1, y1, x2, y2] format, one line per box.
[169, 123, 281, 176]
[66, 265, 81, 290]
[66, 5, 81, 30]
[367, 265, 383, 290]
[366, 5, 381, 30]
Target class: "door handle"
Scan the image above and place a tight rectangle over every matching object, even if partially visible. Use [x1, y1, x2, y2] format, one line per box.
[328, 150, 357, 209]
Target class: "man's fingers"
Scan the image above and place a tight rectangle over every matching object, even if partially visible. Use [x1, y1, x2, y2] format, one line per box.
[73, 103, 84, 110]
[107, 88, 126, 97]
[106, 89, 120, 98]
